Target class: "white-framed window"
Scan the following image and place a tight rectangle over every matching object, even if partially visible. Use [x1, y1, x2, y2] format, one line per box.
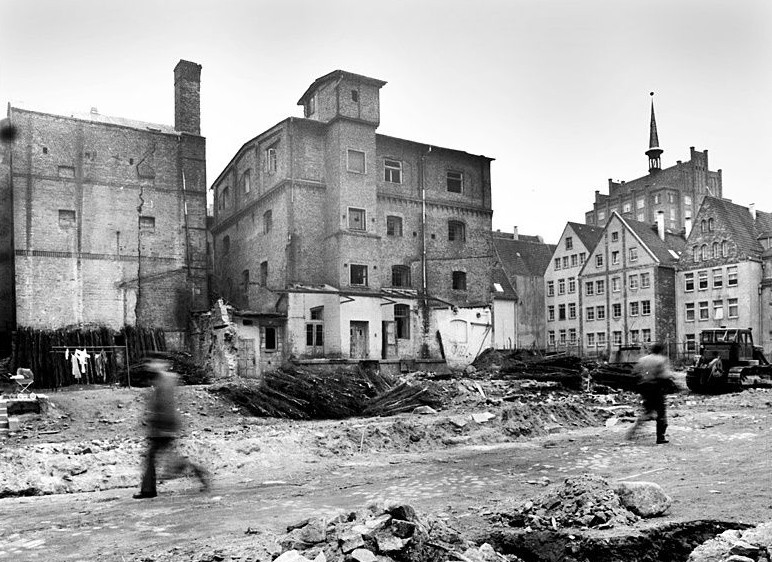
[613, 331, 622, 345]
[684, 195, 692, 206]
[446, 170, 463, 193]
[728, 298, 739, 318]
[597, 332, 606, 348]
[630, 301, 639, 316]
[350, 264, 368, 286]
[612, 303, 621, 318]
[571, 254, 578, 267]
[640, 272, 651, 289]
[558, 278, 566, 295]
[596, 254, 603, 267]
[699, 301, 709, 320]
[629, 274, 639, 290]
[727, 266, 738, 286]
[712, 268, 723, 288]
[386, 215, 403, 237]
[347, 149, 366, 173]
[548, 305, 555, 322]
[642, 329, 651, 342]
[587, 333, 595, 347]
[266, 146, 278, 173]
[548, 331, 556, 346]
[685, 303, 695, 322]
[713, 300, 724, 320]
[596, 280, 605, 294]
[568, 277, 576, 293]
[569, 328, 577, 344]
[612, 277, 621, 292]
[562, 256, 569, 268]
[558, 304, 566, 321]
[641, 300, 651, 315]
[565, 236, 573, 250]
[585, 281, 594, 296]
[586, 307, 595, 321]
[348, 207, 366, 231]
[685, 272, 694, 292]
[629, 247, 638, 262]
[637, 198, 645, 209]
[611, 251, 619, 265]
[630, 330, 640, 343]
[579, 252, 586, 264]
[623, 203, 631, 213]
[568, 303, 577, 319]
[394, 304, 410, 339]
[384, 159, 402, 183]
[559, 329, 567, 344]
[686, 333, 696, 352]
[547, 281, 555, 297]
[611, 231, 619, 243]
[698, 270, 708, 290]
[596, 305, 606, 320]
[555, 258, 562, 270]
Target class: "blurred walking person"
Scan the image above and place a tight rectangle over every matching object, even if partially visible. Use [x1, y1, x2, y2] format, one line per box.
[134, 352, 211, 499]
[627, 343, 675, 444]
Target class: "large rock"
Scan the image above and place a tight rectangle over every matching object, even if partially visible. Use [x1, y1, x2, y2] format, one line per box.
[688, 522, 772, 562]
[614, 481, 671, 517]
[274, 551, 312, 562]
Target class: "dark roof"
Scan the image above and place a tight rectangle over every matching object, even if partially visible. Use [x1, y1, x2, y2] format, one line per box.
[623, 216, 685, 265]
[493, 236, 557, 278]
[492, 267, 517, 300]
[755, 210, 772, 239]
[297, 70, 387, 105]
[701, 197, 769, 257]
[567, 222, 604, 251]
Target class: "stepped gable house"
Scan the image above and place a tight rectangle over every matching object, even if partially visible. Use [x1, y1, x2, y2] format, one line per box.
[585, 95, 723, 234]
[0, 61, 208, 349]
[209, 70, 494, 372]
[675, 196, 772, 356]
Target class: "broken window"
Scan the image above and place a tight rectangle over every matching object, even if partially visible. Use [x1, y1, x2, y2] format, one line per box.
[139, 216, 155, 231]
[394, 304, 410, 339]
[264, 327, 277, 351]
[452, 271, 467, 291]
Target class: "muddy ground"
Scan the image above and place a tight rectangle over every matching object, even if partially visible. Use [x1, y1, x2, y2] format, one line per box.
[1, 373, 771, 561]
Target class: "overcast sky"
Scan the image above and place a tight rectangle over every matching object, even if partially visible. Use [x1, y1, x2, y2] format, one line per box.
[2, 0, 770, 244]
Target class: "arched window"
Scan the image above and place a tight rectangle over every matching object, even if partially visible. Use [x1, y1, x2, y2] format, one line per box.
[222, 235, 231, 254]
[700, 245, 708, 261]
[708, 218, 714, 231]
[701, 220, 707, 233]
[692, 246, 699, 263]
[712, 242, 719, 258]
[721, 240, 728, 257]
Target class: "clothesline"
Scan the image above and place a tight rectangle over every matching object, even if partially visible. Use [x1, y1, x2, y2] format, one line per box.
[48, 345, 134, 387]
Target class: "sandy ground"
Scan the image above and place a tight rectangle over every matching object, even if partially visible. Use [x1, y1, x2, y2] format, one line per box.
[2, 373, 771, 561]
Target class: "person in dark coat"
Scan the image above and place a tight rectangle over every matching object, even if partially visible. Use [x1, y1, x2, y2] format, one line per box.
[134, 352, 211, 499]
[626, 343, 675, 444]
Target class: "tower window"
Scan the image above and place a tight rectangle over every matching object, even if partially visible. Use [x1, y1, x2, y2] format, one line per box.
[263, 210, 273, 233]
[386, 215, 403, 237]
[350, 264, 368, 286]
[391, 265, 411, 287]
[448, 220, 466, 242]
[452, 271, 467, 291]
[351, 89, 359, 102]
[260, 261, 268, 286]
[347, 149, 366, 173]
[222, 235, 230, 254]
[446, 171, 463, 193]
[348, 208, 366, 231]
[265, 146, 278, 173]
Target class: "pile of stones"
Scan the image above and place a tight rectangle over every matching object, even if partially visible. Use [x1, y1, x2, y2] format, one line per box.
[275, 502, 516, 562]
[499, 474, 643, 531]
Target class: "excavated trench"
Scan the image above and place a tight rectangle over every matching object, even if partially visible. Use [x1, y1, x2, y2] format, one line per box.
[479, 520, 751, 562]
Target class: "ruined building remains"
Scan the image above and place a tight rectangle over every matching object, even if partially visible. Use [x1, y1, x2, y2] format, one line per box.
[210, 70, 494, 372]
[0, 60, 208, 350]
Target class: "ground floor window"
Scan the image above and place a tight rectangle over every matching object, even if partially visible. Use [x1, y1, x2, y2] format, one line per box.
[394, 304, 410, 339]
[264, 327, 277, 351]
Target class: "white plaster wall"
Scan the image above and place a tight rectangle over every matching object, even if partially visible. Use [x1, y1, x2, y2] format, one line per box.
[434, 307, 492, 369]
[493, 299, 516, 349]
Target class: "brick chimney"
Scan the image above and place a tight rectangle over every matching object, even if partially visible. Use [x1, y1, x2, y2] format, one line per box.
[656, 211, 665, 240]
[174, 60, 201, 135]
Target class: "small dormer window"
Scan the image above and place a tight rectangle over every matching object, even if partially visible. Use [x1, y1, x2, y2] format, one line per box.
[351, 89, 359, 102]
[306, 96, 316, 117]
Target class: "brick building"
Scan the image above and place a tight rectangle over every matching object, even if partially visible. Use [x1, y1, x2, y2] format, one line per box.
[544, 222, 604, 352]
[579, 212, 684, 356]
[675, 196, 772, 356]
[491, 229, 555, 349]
[0, 60, 208, 349]
[585, 96, 723, 233]
[210, 70, 494, 372]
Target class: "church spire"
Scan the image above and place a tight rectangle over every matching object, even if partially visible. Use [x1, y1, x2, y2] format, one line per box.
[646, 92, 663, 173]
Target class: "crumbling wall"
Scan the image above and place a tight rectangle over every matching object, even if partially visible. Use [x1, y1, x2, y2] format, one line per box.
[191, 300, 239, 381]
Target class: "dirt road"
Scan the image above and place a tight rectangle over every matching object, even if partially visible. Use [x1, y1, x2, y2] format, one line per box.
[2, 386, 772, 561]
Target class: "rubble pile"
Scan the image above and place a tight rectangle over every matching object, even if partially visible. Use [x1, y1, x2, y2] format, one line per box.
[471, 350, 592, 391]
[276, 502, 516, 562]
[498, 474, 640, 531]
[213, 368, 445, 420]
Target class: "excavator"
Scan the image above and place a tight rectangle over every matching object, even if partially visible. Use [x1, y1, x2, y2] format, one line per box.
[685, 328, 772, 393]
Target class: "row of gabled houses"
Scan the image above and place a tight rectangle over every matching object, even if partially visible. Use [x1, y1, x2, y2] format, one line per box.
[1, 59, 770, 381]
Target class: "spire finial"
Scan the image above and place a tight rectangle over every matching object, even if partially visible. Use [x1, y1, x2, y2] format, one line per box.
[646, 92, 663, 172]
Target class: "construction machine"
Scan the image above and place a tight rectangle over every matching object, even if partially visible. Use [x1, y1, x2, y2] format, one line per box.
[685, 328, 772, 393]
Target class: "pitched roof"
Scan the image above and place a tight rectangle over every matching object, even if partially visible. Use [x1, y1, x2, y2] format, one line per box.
[623, 216, 685, 265]
[491, 267, 517, 300]
[567, 222, 604, 251]
[11, 105, 178, 135]
[755, 210, 772, 239]
[702, 197, 771, 257]
[297, 70, 387, 105]
[493, 236, 556, 278]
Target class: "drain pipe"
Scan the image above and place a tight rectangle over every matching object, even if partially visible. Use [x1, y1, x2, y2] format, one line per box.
[420, 146, 432, 357]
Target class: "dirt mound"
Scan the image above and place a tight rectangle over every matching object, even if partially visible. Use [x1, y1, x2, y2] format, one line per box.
[497, 474, 640, 531]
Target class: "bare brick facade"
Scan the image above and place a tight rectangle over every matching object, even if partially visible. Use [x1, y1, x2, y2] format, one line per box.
[211, 71, 494, 367]
[0, 60, 207, 347]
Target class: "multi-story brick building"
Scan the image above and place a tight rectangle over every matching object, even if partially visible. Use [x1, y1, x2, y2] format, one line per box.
[0, 60, 208, 349]
[580, 212, 684, 356]
[210, 70, 494, 371]
[491, 229, 555, 349]
[544, 222, 603, 352]
[585, 96, 723, 233]
[675, 196, 772, 356]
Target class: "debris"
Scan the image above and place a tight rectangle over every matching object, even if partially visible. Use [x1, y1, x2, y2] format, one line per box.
[471, 412, 496, 424]
[614, 481, 672, 517]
